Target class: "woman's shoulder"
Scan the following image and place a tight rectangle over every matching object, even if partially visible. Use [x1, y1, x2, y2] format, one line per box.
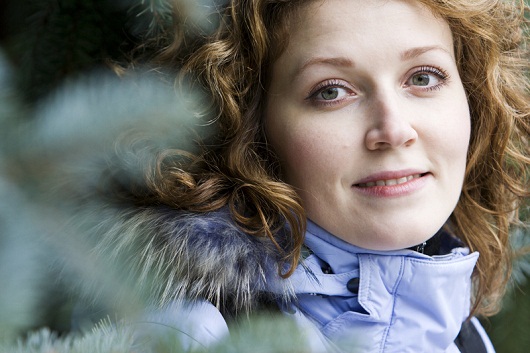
[138, 300, 230, 350]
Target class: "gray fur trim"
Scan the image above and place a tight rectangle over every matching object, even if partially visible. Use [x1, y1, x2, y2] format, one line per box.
[88, 204, 295, 317]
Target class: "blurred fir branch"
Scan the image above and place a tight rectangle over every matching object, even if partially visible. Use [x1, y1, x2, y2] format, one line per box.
[0, 0, 216, 344]
[0, 0, 214, 104]
[511, 226, 530, 287]
[0, 52, 213, 348]
[3, 0, 133, 103]
[128, 0, 175, 38]
[0, 0, 223, 105]
[484, 226, 530, 353]
[0, 315, 320, 353]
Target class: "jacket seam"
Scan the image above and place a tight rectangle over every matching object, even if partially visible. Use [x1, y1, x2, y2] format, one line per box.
[379, 256, 405, 353]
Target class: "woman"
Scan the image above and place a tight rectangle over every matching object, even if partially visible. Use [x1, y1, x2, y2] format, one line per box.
[92, 0, 529, 351]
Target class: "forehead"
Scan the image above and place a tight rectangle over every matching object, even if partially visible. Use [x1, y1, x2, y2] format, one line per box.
[298, 0, 451, 45]
[286, 0, 448, 30]
[271, 0, 454, 73]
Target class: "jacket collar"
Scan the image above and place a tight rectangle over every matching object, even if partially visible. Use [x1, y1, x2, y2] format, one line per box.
[286, 220, 479, 352]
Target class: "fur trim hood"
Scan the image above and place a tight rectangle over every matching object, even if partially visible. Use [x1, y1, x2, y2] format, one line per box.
[85, 202, 295, 318]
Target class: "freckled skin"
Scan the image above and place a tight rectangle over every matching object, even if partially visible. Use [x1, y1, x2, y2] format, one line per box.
[265, 0, 470, 250]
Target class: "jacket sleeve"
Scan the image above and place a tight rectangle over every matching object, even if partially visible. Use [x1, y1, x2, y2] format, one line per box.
[136, 300, 230, 350]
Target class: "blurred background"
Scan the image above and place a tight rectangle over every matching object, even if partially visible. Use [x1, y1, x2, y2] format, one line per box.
[0, 0, 528, 352]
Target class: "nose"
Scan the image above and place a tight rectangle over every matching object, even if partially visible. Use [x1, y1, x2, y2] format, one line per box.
[364, 93, 418, 150]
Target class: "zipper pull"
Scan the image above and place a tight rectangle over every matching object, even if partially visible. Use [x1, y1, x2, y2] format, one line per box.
[416, 241, 427, 254]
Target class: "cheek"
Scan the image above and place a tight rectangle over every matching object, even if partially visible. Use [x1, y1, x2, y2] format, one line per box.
[265, 107, 338, 186]
[267, 121, 323, 181]
[428, 95, 471, 162]
[448, 103, 471, 163]
[428, 97, 470, 198]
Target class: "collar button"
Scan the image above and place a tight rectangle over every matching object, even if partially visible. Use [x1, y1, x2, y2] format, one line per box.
[321, 263, 333, 274]
[347, 277, 360, 294]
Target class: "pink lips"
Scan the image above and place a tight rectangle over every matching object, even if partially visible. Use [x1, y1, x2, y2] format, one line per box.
[353, 170, 430, 197]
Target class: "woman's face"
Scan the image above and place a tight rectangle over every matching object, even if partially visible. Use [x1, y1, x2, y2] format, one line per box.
[264, 0, 470, 250]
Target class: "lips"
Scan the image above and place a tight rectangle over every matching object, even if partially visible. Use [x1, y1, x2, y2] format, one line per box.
[357, 174, 422, 187]
[353, 171, 429, 188]
[352, 171, 431, 197]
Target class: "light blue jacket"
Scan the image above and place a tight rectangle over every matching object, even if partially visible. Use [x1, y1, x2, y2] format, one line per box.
[142, 219, 495, 352]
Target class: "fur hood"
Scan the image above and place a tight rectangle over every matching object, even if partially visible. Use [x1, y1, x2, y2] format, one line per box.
[83, 201, 295, 319]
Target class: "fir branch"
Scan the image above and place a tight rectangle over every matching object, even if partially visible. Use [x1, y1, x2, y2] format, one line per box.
[127, 0, 174, 39]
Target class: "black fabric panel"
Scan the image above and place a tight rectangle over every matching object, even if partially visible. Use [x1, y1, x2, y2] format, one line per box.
[454, 320, 488, 353]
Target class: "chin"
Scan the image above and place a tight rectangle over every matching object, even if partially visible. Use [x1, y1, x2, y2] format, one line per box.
[342, 223, 445, 251]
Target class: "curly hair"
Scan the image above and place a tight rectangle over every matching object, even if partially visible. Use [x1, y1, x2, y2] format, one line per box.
[147, 0, 529, 316]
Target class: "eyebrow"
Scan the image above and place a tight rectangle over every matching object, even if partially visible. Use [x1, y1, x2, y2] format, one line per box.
[295, 45, 452, 77]
[400, 45, 452, 61]
[296, 57, 355, 77]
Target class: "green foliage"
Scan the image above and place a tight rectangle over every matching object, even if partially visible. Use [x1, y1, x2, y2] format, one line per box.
[4, 0, 131, 103]
[486, 281, 530, 353]
[484, 227, 530, 353]
[0, 315, 321, 353]
[128, 0, 175, 38]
